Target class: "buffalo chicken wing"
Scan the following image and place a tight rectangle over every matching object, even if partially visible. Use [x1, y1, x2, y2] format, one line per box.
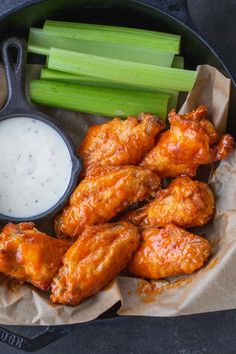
[55, 166, 160, 239]
[0, 223, 70, 290]
[127, 224, 211, 279]
[51, 222, 140, 305]
[122, 176, 214, 229]
[141, 105, 234, 178]
[79, 113, 165, 177]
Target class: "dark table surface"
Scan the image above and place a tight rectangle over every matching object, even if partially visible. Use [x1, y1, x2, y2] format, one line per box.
[0, 1, 236, 353]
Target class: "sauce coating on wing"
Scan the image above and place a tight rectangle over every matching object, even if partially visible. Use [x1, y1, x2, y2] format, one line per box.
[127, 224, 211, 279]
[0, 223, 70, 290]
[121, 176, 214, 229]
[79, 113, 165, 177]
[141, 105, 234, 178]
[55, 166, 160, 239]
[51, 222, 140, 305]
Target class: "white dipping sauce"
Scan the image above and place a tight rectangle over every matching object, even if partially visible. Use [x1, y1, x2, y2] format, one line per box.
[0, 117, 72, 218]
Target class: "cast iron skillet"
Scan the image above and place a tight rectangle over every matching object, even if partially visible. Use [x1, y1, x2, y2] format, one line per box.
[0, 37, 82, 223]
[0, 0, 235, 351]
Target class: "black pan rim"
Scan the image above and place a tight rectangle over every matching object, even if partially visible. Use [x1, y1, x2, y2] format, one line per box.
[0, 0, 234, 337]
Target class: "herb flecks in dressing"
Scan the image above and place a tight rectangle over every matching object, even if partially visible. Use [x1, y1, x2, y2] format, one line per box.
[0, 117, 72, 218]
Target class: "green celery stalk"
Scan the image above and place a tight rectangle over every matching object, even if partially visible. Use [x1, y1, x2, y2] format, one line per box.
[168, 55, 184, 110]
[48, 48, 197, 92]
[28, 28, 175, 67]
[30, 80, 169, 119]
[28, 44, 49, 56]
[43, 20, 180, 54]
[172, 55, 184, 69]
[40, 69, 120, 87]
[40, 68, 175, 95]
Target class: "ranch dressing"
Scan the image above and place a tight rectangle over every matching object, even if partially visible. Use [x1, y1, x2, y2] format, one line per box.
[0, 117, 72, 218]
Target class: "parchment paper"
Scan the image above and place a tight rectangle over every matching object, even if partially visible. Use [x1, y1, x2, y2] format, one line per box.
[0, 64, 235, 325]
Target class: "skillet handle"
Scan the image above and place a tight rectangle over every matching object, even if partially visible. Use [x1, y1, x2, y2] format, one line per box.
[0, 325, 77, 352]
[0, 37, 31, 116]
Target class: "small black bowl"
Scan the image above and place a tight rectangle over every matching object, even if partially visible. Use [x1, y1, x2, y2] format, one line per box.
[0, 37, 82, 223]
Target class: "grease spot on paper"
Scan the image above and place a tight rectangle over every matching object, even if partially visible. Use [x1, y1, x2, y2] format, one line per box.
[135, 277, 193, 304]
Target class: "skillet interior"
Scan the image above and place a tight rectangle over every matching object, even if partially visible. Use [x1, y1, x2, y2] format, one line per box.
[0, 0, 235, 350]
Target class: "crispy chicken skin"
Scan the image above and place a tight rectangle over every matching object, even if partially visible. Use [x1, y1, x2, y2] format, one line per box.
[127, 224, 211, 279]
[0, 223, 70, 290]
[51, 222, 140, 305]
[79, 113, 165, 177]
[55, 166, 160, 239]
[121, 176, 214, 229]
[141, 105, 234, 178]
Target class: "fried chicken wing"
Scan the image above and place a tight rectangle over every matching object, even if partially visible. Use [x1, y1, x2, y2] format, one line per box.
[122, 176, 214, 228]
[55, 166, 160, 239]
[51, 222, 140, 305]
[79, 113, 165, 177]
[0, 223, 70, 290]
[127, 224, 211, 279]
[141, 105, 234, 178]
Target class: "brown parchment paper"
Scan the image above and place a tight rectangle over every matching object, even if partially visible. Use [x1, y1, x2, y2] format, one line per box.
[0, 64, 235, 325]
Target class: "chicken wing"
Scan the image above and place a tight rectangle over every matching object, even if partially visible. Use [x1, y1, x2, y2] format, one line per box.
[121, 176, 214, 228]
[127, 224, 211, 279]
[141, 105, 234, 178]
[55, 166, 160, 239]
[0, 223, 70, 290]
[51, 222, 140, 305]
[79, 113, 165, 177]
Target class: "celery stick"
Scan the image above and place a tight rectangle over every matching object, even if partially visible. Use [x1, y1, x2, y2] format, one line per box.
[28, 44, 49, 56]
[168, 55, 184, 110]
[30, 80, 169, 119]
[172, 55, 184, 68]
[48, 48, 197, 92]
[40, 68, 176, 97]
[46, 55, 49, 67]
[43, 20, 180, 54]
[40, 69, 119, 87]
[28, 28, 174, 67]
